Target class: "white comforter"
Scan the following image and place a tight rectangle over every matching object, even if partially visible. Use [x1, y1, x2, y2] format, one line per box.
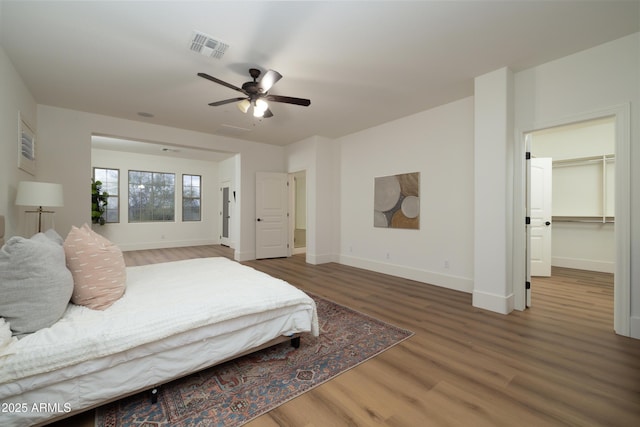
[0, 257, 318, 384]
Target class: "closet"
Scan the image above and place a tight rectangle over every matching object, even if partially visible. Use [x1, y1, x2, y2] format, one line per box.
[530, 116, 615, 274]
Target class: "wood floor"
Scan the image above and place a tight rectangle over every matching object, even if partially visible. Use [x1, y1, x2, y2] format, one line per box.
[50, 246, 640, 427]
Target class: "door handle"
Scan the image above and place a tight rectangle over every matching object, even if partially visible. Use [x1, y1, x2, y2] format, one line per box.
[545, 221, 551, 226]
[257, 218, 262, 222]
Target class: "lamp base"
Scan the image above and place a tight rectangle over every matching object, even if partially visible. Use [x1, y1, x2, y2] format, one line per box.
[24, 207, 55, 233]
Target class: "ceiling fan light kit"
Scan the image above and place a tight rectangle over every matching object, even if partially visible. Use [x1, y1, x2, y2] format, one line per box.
[237, 99, 250, 113]
[198, 68, 310, 119]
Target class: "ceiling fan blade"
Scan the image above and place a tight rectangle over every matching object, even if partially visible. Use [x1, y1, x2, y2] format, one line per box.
[263, 108, 274, 118]
[265, 94, 311, 106]
[198, 73, 246, 94]
[208, 97, 246, 107]
[258, 69, 283, 92]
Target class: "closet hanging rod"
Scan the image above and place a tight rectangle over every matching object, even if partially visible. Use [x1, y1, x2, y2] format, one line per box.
[552, 154, 615, 167]
[552, 216, 615, 224]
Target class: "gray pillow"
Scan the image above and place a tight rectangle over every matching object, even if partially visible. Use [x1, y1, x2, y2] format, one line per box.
[0, 231, 73, 337]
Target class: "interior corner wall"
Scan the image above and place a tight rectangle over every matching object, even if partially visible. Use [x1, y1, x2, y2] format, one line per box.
[473, 67, 515, 314]
[286, 135, 340, 264]
[0, 45, 37, 238]
[338, 97, 474, 292]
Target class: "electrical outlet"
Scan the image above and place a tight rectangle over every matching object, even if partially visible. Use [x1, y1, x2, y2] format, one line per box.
[386, 252, 391, 260]
[444, 260, 450, 269]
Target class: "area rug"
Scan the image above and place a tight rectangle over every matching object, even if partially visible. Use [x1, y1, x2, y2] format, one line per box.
[95, 294, 413, 427]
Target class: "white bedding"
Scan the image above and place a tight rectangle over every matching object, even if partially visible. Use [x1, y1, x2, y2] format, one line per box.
[0, 257, 318, 426]
[0, 257, 318, 384]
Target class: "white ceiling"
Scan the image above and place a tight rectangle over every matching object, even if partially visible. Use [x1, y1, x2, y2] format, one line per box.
[1, 1, 638, 150]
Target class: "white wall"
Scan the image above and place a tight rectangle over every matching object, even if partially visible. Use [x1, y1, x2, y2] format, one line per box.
[338, 97, 474, 292]
[473, 67, 515, 314]
[294, 173, 306, 230]
[315, 136, 341, 263]
[0, 46, 38, 237]
[34, 105, 284, 259]
[91, 148, 219, 250]
[286, 135, 340, 264]
[513, 33, 639, 337]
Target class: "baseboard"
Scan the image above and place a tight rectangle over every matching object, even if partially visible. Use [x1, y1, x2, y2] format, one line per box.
[552, 257, 614, 273]
[120, 239, 217, 252]
[306, 252, 338, 265]
[630, 316, 640, 340]
[472, 290, 514, 315]
[292, 247, 306, 255]
[234, 250, 256, 262]
[339, 255, 473, 293]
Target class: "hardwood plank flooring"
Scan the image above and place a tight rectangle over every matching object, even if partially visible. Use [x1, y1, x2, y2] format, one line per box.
[48, 247, 640, 427]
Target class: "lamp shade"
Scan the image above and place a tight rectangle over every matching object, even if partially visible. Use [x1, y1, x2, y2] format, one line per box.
[15, 181, 64, 207]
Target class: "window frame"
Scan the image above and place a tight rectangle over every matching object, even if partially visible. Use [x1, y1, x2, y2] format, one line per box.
[92, 167, 120, 223]
[128, 170, 176, 223]
[182, 174, 202, 222]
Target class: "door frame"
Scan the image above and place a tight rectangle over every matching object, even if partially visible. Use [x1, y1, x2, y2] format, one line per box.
[513, 104, 630, 336]
[289, 170, 307, 255]
[219, 180, 231, 247]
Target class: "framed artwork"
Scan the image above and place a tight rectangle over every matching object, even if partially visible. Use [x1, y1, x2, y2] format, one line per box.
[374, 171, 420, 229]
[18, 114, 36, 175]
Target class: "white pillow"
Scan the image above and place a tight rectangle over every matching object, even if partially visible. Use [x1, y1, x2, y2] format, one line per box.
[0, 232, 74, 337]
[0, 318, 17, 356]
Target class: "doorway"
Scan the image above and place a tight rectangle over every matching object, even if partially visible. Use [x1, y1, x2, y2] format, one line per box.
[523, 112, 628, 333]
[290, 171, 307, 255]
[220, 181, 231, 247]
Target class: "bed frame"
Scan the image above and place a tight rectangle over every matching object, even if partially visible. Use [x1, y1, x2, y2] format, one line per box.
[38, 334, 301, 426]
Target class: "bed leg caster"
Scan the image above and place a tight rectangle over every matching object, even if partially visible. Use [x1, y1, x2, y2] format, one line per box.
[291, 336, 301, 348]
[150, 387, 159, 404]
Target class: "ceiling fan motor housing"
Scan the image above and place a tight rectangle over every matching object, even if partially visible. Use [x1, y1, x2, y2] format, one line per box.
[242, 81, 262, 95]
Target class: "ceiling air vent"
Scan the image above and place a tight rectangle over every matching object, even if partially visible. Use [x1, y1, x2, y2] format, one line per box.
[189, 30, 229, 59]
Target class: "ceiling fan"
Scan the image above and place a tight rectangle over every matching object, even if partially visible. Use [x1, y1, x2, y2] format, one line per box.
[197, 68, 311, 118]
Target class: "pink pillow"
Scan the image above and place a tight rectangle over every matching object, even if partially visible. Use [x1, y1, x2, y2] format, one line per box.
[63, 224, 126, 310]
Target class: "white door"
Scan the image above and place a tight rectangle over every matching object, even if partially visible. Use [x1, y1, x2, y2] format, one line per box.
[529, 157, 553, 277]
[256, 172, 289, 259]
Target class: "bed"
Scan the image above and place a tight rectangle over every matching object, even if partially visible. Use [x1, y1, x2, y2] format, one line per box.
[0, 219, 318, 427]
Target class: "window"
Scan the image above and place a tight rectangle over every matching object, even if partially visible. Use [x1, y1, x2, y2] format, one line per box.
[182, 174, 201, 221]
[93, 167, 120, 223]
[128, 170, 175, 222]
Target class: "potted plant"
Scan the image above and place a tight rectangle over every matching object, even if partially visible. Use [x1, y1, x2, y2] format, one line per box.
[91, 178, 109, 225]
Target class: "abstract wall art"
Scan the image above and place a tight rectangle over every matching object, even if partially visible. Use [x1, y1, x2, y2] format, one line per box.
[374, 171, 420, 229]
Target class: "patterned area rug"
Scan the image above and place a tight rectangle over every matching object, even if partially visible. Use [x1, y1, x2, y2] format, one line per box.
[95, 294, 413, 427]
